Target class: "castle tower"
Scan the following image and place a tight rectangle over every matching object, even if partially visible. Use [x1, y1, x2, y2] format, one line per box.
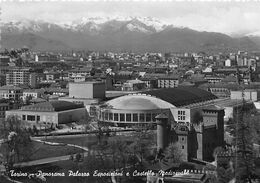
[156, 113, 169, 151]
[201, 106, 225, 161]
[175, 124, 189, 161]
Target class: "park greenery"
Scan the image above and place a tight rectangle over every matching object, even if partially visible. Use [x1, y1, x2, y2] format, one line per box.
[213, 102, 260, 183]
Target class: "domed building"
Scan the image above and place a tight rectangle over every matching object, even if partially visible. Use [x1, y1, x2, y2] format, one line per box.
[99, 87, 226, 162]
[99, 87, 217, 127]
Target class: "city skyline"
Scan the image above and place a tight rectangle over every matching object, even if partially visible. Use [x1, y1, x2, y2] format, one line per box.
[2, 1, 260, 36]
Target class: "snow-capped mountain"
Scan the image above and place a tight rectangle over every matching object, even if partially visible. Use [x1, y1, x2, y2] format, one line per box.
[246, 31, 260, 37]
[1, 16, 169, 35]
[2, 19, 65, 33]
[134, 16, 168, 32]
[1, 16, 259, 52]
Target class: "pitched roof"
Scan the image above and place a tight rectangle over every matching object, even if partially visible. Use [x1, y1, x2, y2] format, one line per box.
[21, 101, 83, 112]
[141, 87, 217, 107]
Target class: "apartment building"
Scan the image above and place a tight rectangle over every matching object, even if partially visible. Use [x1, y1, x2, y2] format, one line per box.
[6, 67, 31, 86]
[0, 85, 23, 100]
[157, 75, 179, 88]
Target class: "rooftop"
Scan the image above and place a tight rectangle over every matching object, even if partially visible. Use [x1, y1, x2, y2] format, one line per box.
[0, 85, 22, 90]
[125, 79, 145, 84]
[21, 101, 83, 112]
[214, 98, 252, 107]
[143, 73, 179, 79]
[70, 81, 104, 84]
[69, 68, 92, 72]
[106, 94, 175, 110]
[24, 89, 45, 93]
[141, 87, 217, 107]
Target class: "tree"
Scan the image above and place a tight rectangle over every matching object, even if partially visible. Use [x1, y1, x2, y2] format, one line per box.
[33, 125, 39, 136]
[216, 166, 235, 183]
[193, 111, 203, 125]
[233, 105, 255, 183]
[24, 95, 33, 105]
[163, 142, 184, 164]
[128, 125, 156, 164]
[75, 153, 82, 162]
[1, 116, 33, 165]
[211, 147, 235, 183]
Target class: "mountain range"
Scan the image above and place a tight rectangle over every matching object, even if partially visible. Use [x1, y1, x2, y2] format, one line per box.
[1, 17, 260, 53]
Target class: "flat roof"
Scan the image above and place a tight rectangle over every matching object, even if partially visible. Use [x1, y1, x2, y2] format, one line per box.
[69, 81, 104, 84]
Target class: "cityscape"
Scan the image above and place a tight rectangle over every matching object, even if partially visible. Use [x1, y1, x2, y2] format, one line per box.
[0, 1, 260, 183]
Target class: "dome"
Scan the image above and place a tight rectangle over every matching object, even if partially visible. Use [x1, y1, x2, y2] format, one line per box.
[106, 94, 176, 110]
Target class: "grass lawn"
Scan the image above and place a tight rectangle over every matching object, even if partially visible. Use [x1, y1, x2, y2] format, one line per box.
[29, 141, 84, 161]
[0, 141, 83, 163]
[46, 135, 99, 149]
[45, 133, 155, 148]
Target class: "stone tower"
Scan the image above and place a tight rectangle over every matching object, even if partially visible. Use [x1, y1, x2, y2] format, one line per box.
[156, 113, 169, 151]
[201, 106, 225, 161]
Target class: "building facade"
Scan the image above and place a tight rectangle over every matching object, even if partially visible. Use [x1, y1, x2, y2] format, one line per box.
[0, 85, 23, 100]
[157, 76, 179, 88]
[6, 101, 87, 127]
[6, 67, 31, 86]
[22, 89, 44, 101]
[99, 87, 218, 127]
[0, 103, 9, 119]
[69, 81, 105, 99]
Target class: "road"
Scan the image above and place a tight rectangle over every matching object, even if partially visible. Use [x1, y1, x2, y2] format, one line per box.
[32, 138, 89, 151]
[13, 152, 89, 168]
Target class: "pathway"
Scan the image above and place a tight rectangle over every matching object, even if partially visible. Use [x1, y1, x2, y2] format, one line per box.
[13, 138, 90, 168]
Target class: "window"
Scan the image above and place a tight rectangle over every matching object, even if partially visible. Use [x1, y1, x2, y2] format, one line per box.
[114, 113, 118, 121]
[152, 113, 158, 121]
[133, 113, 138, 122]
[89, 106, 97, 116]
[178, 110, 186, 121]
[146, 113, 151, 122]
[109, 113, 113, 120]
[139, 113, 145, 122]
[22, 115, 26, 120]
[104, 112, 108, 120]
[178, 110, 185, 115]
[126, 114, 131, 122]
[27, 115, 35, 121]
[182, 137, 185, 141]
[178, 116, 186, 120]
[182, 145, 185, 149]
[37, 116, 40, 121]
[120, 114, 125, 122]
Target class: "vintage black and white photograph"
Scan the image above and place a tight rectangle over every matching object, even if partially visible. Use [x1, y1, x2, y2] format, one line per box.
[0, 0, 260, 183]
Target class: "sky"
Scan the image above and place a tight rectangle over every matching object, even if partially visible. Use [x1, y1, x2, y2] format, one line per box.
[1, 1, 260, 36]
